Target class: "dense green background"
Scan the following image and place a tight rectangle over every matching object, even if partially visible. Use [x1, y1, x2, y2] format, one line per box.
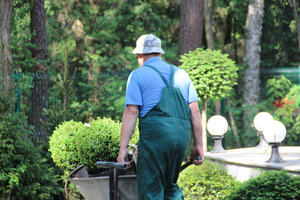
[10, 0, 300, 148]
[1, 0, 299, 199]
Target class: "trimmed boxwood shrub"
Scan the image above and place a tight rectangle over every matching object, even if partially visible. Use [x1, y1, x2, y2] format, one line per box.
[178, 159, 240, 200]
[49, 117, 139, 173]
[226, 170, 300, 200]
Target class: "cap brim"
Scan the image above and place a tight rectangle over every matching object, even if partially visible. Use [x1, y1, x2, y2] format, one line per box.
[132, 47, 165, 54]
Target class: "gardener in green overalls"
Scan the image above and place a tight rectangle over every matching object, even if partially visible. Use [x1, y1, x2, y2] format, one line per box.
[117, 34, 204, 200]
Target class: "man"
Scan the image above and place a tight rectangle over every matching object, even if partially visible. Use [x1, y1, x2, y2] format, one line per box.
[117, 34, 204, 200]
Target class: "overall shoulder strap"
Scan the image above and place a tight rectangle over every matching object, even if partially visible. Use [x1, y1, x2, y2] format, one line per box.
[169, 64, 174, 87]
[144, 65, 169, 87]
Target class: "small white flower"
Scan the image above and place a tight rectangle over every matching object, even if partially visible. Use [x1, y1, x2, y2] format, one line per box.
[84, 123, 91, 127]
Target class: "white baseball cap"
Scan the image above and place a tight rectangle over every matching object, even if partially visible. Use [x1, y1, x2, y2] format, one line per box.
[132, 34, 165, 54]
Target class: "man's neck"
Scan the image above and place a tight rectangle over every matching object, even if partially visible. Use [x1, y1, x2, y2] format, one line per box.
[140, 54, 161, 66]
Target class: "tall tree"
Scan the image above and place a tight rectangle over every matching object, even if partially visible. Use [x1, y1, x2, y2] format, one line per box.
[204, 0, 214, 50]
[179, 0, 205, 150]
[31, 0, 47, 73]
[179, 0, 204, 56]
[0, 0, 13, 93]
[180, 48, 238, 153]
[204, 0, 222, 116]
[243, 0, 264, 144]
[31, 0, 48, 131]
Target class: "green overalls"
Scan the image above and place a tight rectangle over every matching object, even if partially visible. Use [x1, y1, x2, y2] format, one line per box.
[137, 64, 192, 200]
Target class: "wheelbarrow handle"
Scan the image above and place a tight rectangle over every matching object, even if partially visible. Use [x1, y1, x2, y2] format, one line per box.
[95, 161, 128, 170]
[180, 156, 202, 172]
[95, 161, 128, 200]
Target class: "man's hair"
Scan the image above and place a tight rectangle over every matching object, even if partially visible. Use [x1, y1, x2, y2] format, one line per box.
[143, 53, 161, 56]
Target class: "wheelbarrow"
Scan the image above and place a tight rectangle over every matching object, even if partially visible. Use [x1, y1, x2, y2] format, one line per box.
[68, 156, 202, 200]
[67, 161, 137, 200]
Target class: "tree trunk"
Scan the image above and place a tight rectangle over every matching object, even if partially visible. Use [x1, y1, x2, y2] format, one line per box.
[227, 99, 241, 147]
[204, 0, 222, 115]
[179, 0, 204, 56]
[243, 0, 264, 143]
[179, 0, 205, 150]
[291, 0, 300, 51]
[204, 0, 214, 50]
[0, 0, 13, 93]
[31, 0, 48, 131]
[202, 100, 208, 152]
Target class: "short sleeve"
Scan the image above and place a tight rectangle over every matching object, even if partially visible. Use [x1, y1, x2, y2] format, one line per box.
[188, 82, 199, 103]
[125, 71, 143, 107]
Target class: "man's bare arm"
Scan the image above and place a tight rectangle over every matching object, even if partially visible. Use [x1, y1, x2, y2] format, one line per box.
[189, 101, 205, 165]
[117, 105, 139, 164]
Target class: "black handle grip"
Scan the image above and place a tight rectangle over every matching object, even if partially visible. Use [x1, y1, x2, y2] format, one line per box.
[95, 161, 128, 169]
[180, 156, 202, 172]
[193, 156, 202, 161]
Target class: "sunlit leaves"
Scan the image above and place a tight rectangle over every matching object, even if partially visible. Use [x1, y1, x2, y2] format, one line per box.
[180, 48, 239, 102]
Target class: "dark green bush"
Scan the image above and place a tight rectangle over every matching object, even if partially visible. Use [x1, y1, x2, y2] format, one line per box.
[226, 170, 300, 200]
[49, 117, 139, 173]
[178, 160, 240, 200]
[258, 76, 300, 145]
[0, 72, 62, 199]
[0, 112, 62, 200]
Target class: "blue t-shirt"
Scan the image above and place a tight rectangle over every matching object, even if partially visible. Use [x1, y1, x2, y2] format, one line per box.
[125, 57, 198, 117]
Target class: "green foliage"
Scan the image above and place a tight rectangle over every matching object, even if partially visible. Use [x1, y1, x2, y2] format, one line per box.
[0, 49, 18, 114]
[9, 0, 300, 152]
[88, 72, 128, 121]
[0, 69, 61, 199]
[10, 1, 36, 72]
[0, 113, 62, 200]
[178, 160, 239, 200]
[258, 76, 300, 145]
[266, 75, 291, 106]
[11, 0, 299, 71]
[41, 0, 181, 127]
[274, 85, 300, 145]
[42, 71, 129, 135]
[42, 71, 90, 134]
[43, 0, 180, 74]
[180, 48, 239, 102]
[0, 79, 17, 114]
[226, 170, 300, 199]
[256, 75, 292, 117]
[261, 0, 300, 68]
[213, 0, 248, 52]
[49, 117, 139, 173]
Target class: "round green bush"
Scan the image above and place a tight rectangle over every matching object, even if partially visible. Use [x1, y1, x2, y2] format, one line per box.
[178, 159, 239, 200]
[179, 48, 238, 101]
[226, 170, 300, 200]
[49, 117, 139, 173]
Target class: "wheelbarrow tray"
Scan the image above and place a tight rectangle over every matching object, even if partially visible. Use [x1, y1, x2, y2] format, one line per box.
[67, 175, 137, 200]
[67, 157, 199, 200]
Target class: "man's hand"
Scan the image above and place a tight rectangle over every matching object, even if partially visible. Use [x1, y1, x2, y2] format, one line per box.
[191, 145, 205, 165]
[117, 147, 131, 166]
